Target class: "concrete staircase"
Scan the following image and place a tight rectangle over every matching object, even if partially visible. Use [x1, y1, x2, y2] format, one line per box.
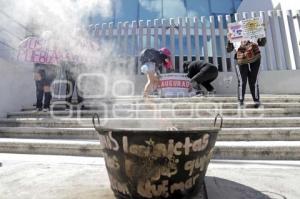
[1, 95, 300, 160]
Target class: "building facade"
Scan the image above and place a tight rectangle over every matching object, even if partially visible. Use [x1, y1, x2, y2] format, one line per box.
[89, 0, 243, 24]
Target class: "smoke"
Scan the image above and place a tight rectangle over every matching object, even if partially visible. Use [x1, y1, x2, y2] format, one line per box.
[0, 0, 137, 102]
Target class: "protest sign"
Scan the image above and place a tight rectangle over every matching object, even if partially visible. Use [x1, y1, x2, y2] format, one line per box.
[242, 17, 266, 40]
[17, 37, 86, 65]
[159, 73, 191, 97]
[228, 17, 265, 42]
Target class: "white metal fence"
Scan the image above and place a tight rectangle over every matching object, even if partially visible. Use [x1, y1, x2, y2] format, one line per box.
[89, 9, 300, 74]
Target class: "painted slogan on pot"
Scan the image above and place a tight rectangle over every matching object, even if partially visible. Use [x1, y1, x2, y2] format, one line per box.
[99, 131, 214, 198]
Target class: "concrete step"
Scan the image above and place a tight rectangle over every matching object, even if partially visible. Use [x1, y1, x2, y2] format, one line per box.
[0, 138, 102, 157]
[219, 127, 300, 141]
[8, 108, 300, 118]
[214, 141, 300, 160]
[1, 127, 300, 141]
[0, 138, 299, 160]
[21, 102, 300, 112]
[1, 117, 300, 128]
[69, 95, 300, 104]
[0, 127, 98, 139]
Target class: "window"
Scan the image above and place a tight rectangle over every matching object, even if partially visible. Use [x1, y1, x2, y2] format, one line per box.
[210, 0, 234, 14]
[139, 0, 162, 20]
[115, 0, 139, 22]
[162, 0, 187, 18]
[186, 0, 210, 17]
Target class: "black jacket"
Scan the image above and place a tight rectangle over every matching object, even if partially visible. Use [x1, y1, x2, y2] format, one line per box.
[185, 60, 217, 80]
[139, 48, 167, 68]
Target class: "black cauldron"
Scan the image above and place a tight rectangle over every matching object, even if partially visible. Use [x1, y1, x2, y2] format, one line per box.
[93, 114, 222, 199]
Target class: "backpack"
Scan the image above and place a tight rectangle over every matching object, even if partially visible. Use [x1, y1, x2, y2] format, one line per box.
[236, 41, 261, 65]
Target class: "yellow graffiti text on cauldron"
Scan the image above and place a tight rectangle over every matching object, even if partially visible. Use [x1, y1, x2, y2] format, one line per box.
[104, 154, 120, 170]
[137, 174, 200, 198]
[184, 150, 214, 176]
[108, 173, 130, 195]
[122, 134, 210, 157]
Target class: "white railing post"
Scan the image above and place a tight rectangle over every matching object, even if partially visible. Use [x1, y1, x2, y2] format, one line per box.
[154, 19, 159, 49]
[269, 10, 282, 70]
[297, 10, 300, 30]
[146, 20, 152, 48]
[88, 24, 95, 36]
[161, 19, 167, 73]
[218, 15, 227, 72]
[131, 21, 138, 74]
[185, 17, 192, 61]
[226, 15, 235, 72]
[117, 22, 123, 52]
[277, 10, 292, 70]
[123, 22, 129, 55]
[170, 18, 176, 71]
[210, 16, 218, 66]
[201, 16, 209, 62]
[260, 11, 273, 71]
[101, 23, 108, 41]
[287, 10, 300, 69]
[117, 22, 122, 40]
[194, 17, 201, 61]
[138, 20, 144, 52]
[242, 12, 249, 19]
[138, 20, 145, 74]
[94, 24, 100, 38]
[161, 19, 167, 48]
[178, 17, 184, 72]
[108, 22, 114, 41]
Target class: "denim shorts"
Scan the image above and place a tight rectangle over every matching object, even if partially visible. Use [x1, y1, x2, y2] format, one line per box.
[141, 62, 156, 74]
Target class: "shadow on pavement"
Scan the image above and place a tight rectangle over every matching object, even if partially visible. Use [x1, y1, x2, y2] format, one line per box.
[205, 177, 287, 199]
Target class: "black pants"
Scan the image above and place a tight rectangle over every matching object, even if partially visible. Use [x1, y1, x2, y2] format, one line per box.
[65, 71, 83, 105]
[36, 80, 52, 109]
[193, 65, 218, 92]
[235, 58, 261, 102]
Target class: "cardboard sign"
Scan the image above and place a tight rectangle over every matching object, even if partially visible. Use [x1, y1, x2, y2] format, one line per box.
[159, 73, 192, 97]
[228, 17, 265, 42]
[242, 17, 266, 40]
[227, 22, 244, 42]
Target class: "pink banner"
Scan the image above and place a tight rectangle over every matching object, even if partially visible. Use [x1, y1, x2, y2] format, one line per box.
[17, 37, 82, 65]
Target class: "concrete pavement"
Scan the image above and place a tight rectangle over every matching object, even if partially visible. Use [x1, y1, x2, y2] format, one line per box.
[0, 154, 299, 199]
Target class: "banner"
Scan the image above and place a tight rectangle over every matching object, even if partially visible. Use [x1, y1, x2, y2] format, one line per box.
[159, 73, 192, 97]
[17, 37, 85, 65]
[228, 17, 265, 42]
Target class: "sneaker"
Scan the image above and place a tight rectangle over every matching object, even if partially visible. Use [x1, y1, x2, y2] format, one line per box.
[43, 108, 50, 112]
[35, 108, 42, 112]
[150, 90, 159, 95]
[238, 101, 244, 108]
[254, 102, 261, 108]
[206, 90, 216, 96]
[193, 90, 204, 97]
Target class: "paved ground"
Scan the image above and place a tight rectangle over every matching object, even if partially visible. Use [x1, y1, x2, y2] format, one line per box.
[0, 154, 299, 199]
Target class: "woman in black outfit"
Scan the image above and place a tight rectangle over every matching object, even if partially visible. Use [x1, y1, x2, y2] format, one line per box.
[227, 33, 266, 108]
